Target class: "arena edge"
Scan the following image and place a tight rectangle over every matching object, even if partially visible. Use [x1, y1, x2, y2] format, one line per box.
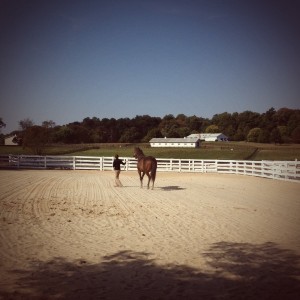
[0, 155, 299, 183]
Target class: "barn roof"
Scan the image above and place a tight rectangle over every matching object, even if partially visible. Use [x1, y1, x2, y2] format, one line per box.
[5, 134, 17, 139]
[150, 137, 200, 143]
[188, 133, 228, 138]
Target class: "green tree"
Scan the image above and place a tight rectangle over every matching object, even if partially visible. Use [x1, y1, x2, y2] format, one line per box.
[53, 126, 73, 143]
[225, 125, 236, 140]
[142, 128, 162, 142]
[287, 110, 300, 136]
[257, 130, 270, 143]
[68, 124, 91, 143]
[0, 117, 5, 145]
[186, 115, 204, 132]
[177, 127, 190, 138]
[19, 118, 34, 130]
[42, 120, 56, 128]
[277, 126, 290, 143]
[41, 120, 56, 143]
[233, 128, 246, 141]
[175, 114, 187, 126]
[260, 107, 277, 130]
[166, 125, 180, 138]
[275, 108, 294, 126]
[82, 117, 101, 129]
[22, 126, 48, 154]
[205, 125, 219, 133]
[247, 128, 262, 142]
[0, 118, 6, 143]
[119, 127, 139, 143]
[159, 115, 178, 137]
[270, 127, 283, 144]
[89, 130, 103, 143]
[0, 117, 6, 130]
[291, 126, 300, 143]
[212, 112, 234, 134]
[237, 111, 261, 139]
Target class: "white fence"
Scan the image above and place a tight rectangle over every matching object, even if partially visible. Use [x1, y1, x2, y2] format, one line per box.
[0, 155, 299, 182]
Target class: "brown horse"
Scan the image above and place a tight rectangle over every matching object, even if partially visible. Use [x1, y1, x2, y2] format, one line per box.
[133, 147, 157, 190]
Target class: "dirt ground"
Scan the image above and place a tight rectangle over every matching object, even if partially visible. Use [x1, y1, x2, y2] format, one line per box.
[0, 169, 299, 299]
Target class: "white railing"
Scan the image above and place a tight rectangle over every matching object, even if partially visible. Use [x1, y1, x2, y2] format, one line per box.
[0, 155, 299, 182]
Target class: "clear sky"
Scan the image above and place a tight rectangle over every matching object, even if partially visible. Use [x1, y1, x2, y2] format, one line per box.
[1, 0, 299, 133]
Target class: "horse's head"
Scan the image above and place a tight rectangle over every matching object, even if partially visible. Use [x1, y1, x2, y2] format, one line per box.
[133, 147, 138, 158]
[133, 147, 143, 159]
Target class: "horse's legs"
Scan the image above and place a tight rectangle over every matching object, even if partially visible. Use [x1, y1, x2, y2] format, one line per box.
[138, 170, 142, 188]
[145, 172, 151, 189]
[139, 170, 145, 188]
[141, 173, 145, 188]
[151, 177, 154, 190]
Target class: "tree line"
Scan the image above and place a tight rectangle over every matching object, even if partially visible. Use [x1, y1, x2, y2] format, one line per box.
[1, 108, 300, 151]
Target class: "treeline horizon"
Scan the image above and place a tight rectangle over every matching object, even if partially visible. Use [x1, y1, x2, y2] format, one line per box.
[2, 107, 300, 145]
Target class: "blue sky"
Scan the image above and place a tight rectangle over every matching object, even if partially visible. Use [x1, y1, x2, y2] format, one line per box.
[1, 0, 299, 133]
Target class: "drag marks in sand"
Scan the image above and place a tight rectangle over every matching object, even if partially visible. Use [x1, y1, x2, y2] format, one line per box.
[0, 170, 300, 299]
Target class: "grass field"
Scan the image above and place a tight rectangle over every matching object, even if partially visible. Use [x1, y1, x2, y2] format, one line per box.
[1, 142, 299, 160]
[70, 146, 254, 160]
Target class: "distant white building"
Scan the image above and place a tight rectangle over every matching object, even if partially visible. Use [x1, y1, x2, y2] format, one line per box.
[150, 137, 200, 148]
[4, 134, 18, 146]
[188, 133, 229, 142]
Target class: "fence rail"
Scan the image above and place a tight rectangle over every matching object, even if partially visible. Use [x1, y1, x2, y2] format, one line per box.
[0, 155, 299, 182]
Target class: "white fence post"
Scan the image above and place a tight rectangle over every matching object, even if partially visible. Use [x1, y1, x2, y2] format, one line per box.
[1, 155, 299, 182]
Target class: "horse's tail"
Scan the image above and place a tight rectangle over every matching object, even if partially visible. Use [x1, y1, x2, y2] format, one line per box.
[151, 158, 157, 183]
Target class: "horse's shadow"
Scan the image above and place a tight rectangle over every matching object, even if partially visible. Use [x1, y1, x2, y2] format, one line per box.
[159, 186, 186, 191]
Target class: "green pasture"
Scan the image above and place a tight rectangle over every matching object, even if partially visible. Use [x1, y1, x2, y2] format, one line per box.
[1, 142, 299, 160]
[253, 149, 300, 161]
[70, 146, 254, 160]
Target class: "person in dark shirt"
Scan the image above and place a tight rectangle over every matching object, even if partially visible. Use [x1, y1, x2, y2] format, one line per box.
[113, 154, 125, 187]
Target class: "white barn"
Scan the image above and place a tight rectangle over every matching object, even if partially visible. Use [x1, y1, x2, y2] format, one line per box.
[188, 133, 229, 142]
[4, 135, 18, 146]
[150, 137, 200, 148]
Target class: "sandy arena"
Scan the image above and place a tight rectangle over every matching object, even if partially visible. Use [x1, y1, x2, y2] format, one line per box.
[0, 169, 299, 299]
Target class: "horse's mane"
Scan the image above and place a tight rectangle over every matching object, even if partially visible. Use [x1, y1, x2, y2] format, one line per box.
[135, 147, 144, 156]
